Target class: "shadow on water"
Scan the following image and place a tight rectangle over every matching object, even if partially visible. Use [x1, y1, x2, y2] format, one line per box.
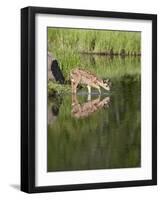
[47, 73, 141, 172]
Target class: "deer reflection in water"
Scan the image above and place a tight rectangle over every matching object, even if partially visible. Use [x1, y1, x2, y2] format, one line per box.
[71, 93, 111, 118]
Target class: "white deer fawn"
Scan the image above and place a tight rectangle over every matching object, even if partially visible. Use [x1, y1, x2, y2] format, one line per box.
[70, 68, 111, 94]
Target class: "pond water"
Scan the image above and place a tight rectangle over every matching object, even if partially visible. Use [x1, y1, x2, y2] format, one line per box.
[47, 56, 141, 172]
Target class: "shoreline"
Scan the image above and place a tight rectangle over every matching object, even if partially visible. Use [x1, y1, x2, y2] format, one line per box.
[80, 51, 141, 56]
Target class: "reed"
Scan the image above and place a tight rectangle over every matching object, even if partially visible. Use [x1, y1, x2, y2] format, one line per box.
[48, 28, 141, 54]
[48, 28, 141, 80]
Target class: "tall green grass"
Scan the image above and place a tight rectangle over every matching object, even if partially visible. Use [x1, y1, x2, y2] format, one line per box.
[48, 28, 141, 54]
[48, 28, 141, 80]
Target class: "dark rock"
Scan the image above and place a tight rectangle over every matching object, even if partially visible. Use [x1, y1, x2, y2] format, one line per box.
[48, 96, 63, 125]
[51, 60, 65, 84]
[48, 52, 65, 84]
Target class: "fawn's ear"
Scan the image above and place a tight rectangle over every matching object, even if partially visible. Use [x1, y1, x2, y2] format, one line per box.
[106, 79, 112, 87]
[103, 79, 111, 85]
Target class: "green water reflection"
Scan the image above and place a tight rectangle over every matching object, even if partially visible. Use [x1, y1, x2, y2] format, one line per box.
[47, 57, 141, 172]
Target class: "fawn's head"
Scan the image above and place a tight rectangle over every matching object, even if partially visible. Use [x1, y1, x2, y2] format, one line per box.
[102, 79, 112, 91]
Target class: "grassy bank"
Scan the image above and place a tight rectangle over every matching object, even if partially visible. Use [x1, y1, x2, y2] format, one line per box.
[48, 28, 141, 55]
[48, 28, 141, 79]
[48, 28, 141, 95]
[48, 81, 71, 96]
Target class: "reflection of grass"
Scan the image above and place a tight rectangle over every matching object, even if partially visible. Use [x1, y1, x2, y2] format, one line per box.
[48, 76, 141, 171]
[48, 48, 141, 81]
[48, 56, 140, 95]
[82, 56, 141, 79]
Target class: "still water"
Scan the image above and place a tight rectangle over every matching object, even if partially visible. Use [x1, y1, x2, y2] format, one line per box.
[47, 57, 141, 172]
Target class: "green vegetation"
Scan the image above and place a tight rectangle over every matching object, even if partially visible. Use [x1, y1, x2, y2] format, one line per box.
[48, 56, 141, 95]
[48, 28, 141, 81]
[47, 29, 141, 171]
[48, 28, 141, 54]
[48, 81, 71, 96]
